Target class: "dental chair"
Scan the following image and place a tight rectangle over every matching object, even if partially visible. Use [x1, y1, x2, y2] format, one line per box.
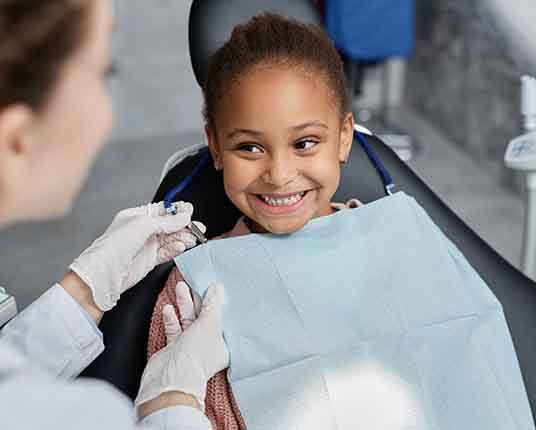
[81, 0, 536, 417]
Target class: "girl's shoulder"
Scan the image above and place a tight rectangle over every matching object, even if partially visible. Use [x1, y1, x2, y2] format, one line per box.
[213, 216, 251, 240]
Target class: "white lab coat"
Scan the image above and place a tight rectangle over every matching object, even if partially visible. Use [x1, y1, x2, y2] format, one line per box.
[0, 284, 212, 429]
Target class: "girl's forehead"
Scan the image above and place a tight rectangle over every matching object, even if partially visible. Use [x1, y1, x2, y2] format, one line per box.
[217, 67, 339, 125]
[235, 65, 327, 93]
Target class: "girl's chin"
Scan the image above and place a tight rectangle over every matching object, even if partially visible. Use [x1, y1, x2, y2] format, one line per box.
[247, 215, 310, 235]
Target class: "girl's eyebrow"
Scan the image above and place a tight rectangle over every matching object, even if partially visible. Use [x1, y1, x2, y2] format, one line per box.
[226, 128, 263, 139]
[290, 120, 328, 131]
[226, 121, 328, 140]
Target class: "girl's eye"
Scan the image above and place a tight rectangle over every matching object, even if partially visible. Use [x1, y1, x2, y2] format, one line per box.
[238, 143, 264, 154]
[295, 139, 319, 151]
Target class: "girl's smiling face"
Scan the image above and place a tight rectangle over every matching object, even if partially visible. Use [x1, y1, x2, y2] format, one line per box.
[207, 66, 354, 234]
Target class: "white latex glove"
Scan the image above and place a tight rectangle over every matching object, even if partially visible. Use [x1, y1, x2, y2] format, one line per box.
[70, 202, 206, 311]
[162, 281, 202, 343]
[135, 282, 229, 411]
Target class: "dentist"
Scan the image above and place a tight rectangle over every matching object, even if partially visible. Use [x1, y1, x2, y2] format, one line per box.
[0, 0, 227, 428]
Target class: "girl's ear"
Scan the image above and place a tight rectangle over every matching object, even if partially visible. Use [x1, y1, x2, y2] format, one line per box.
[338, 112, 354, 163]
[205, 124, 222, 171]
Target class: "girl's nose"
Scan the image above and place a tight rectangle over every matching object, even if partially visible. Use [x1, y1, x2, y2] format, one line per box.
[261, 153, 298, 187]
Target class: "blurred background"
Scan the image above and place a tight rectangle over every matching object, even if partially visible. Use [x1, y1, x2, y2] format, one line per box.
[1, 0, 536, 310]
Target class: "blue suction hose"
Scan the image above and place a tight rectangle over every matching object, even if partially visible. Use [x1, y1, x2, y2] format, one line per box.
[163, 149, 211, 214]
[353, 128, 395, 195]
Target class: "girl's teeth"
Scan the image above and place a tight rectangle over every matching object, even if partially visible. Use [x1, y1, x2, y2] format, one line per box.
[261, 192, 305, 206]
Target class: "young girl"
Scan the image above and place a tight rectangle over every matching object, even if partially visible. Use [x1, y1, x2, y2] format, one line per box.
[147, 13, 360, 429]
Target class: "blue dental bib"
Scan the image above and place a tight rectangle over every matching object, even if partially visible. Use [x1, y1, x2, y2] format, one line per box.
[175, 192, 534, 430]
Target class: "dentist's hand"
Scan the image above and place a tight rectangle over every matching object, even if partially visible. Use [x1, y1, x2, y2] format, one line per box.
[136, 282, 229, 418]
[67, 202, 205, 313]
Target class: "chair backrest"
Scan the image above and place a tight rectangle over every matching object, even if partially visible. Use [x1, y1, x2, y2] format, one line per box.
[188, 0, 321, 87]
[82, 1, 536, 418]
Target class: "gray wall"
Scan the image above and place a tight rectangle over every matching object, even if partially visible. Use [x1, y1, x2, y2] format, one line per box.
[110, 0, 204, 142]
[406, 0, 536, 186]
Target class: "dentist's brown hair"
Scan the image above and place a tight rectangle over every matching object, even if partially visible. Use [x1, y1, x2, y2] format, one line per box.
[0, 0, 91, 110]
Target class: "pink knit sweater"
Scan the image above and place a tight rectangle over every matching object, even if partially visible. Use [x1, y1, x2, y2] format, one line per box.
[147, 200, 362, 430]
[148, 219, 251, 430]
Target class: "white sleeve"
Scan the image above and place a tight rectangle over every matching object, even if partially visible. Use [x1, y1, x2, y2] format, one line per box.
[138, 406, 212, 430]
[0, 283, 104, 379]
[0, 373, 136, 429]
[0, 286, 212, 430]
[0, 373, 212, 430]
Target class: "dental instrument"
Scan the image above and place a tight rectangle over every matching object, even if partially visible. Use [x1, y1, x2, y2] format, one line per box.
[163, 150, 211, 243]
[188, 220, 208, 244]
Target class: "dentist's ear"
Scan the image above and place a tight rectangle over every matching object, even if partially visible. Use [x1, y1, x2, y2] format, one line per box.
[0, 104, 35, 159]
[338, 112, 354, 164]
[205, 124, 222, 171]
[0, 104, 35, 190]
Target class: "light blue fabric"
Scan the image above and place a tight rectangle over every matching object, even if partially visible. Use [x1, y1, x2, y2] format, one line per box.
[175, 192, 534, 429]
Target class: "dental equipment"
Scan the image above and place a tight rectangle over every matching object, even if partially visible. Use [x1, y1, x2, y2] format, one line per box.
[354, 125, 396, 195]
[505, 75, 536, 278]
[187, 220, 208, 244]
[163, 150, 211, 244]
[0, 286, 17, 327]
[165, 202, 208, 244]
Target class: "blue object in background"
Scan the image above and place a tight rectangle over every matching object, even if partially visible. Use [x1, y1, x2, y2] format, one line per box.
[325, 0, 415, 60]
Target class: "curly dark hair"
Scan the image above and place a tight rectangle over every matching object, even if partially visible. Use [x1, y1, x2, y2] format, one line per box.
[203, 13, 349, 128]
[0, 0, 91, 110]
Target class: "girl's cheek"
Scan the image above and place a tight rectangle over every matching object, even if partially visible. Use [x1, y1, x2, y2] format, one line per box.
[226, 160, 259, 188]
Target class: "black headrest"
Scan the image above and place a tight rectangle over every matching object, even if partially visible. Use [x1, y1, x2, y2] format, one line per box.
[188, 0, 322, 88]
